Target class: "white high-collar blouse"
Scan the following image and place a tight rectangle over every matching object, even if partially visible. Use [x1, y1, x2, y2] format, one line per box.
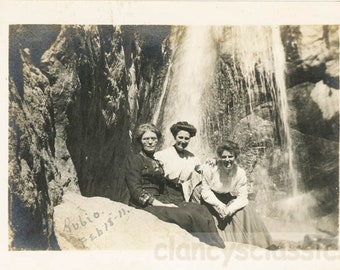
[154, 146, 200, 183]
[201, 163, 249, 215]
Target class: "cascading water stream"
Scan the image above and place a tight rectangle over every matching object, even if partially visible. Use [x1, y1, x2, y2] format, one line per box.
[271, 26, 299, 196]
[155, 26, 302, 215]
[156, 26, 217, 160]
[152, 62, 172, 125]
[230, 26, 299, 196]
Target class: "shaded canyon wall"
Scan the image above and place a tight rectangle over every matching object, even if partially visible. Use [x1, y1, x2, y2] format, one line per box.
[8, 25, 170, 249]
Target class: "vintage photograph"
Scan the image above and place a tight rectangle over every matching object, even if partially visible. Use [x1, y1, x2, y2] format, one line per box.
[3, 1, 340, 270]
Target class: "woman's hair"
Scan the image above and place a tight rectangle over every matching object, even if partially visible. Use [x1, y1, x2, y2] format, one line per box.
[170, 121, 197, 138]
[134, 123, 162, 143]
[216, 141, 240, 158]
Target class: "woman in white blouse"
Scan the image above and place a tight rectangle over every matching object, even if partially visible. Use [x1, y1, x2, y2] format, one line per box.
[201, 141, 273, 249]
[154, 121, 202, 203]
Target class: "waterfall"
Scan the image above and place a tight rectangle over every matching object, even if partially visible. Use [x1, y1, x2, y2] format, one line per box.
[152, 62, 172, 125]
[271, 26, 299, 196]
[230, 26, 276, 114]
[155, 25, 300, 197]
[230, 26, 299, 196]
[156, 26, 218, 160]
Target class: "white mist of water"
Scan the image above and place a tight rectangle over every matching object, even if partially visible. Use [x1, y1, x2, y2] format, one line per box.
[157, 26, 217, 159]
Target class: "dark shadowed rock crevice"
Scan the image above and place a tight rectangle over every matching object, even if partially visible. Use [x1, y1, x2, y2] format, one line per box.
[42, 25, 131, 201]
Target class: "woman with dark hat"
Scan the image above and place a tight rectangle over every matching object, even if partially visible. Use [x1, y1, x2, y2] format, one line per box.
[124, 123, 225, 248]
[200, 140, 273, 249]
[154, 121, 203, 204]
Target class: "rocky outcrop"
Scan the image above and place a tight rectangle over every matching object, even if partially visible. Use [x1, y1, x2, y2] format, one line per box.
[8, 25, 338, 250]
[40, 25, 131, 201]
[283, 25, 339, 143]
[282, 25, 339, 89]
[54, 193, 260, 252]
[8, 25, 171, 250]
[9, 48, 62, 249]
[287, 77, 338, 143]
[54, 193, 201, 250]
[291, 129, 339, 215]
[282, 25, 339, 223]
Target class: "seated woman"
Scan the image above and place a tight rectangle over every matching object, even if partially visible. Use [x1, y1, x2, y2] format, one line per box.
[200, 141, 273, 249]
[154, 121, 202, 203]
[125, 123, 225, 248]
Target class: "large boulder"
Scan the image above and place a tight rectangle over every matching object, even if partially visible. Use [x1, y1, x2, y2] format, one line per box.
[54, 193, 204, 250]
[53, 193, 260, 252]
[287, 81, 339, 142]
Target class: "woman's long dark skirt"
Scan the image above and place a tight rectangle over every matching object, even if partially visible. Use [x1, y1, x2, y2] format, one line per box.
[144, 202, 225, 248]
[141, 185, 225, 248]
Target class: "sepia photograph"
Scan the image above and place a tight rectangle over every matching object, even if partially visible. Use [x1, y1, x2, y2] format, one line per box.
[1, 1, 340, 270]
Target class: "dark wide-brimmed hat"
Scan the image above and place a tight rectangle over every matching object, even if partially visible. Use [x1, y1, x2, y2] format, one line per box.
[170, 121, 197, 137]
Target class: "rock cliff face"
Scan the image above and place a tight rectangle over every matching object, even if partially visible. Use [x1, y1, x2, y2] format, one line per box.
[8, 25, 170, 249]
[40, 25, 131, 201]
[8, 25, 338, 250]
[9, 43, 62, 249]
[282, 26, 339, 219]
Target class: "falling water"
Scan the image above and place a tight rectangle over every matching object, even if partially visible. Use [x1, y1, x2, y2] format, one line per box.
[152, 62, 172, 125]
[271, 26, 299, 196]
[155, 25, 299, 195]
[156, 26, 218, 159]
[230, 26, 299, 196]
[230, 26, 276, 113]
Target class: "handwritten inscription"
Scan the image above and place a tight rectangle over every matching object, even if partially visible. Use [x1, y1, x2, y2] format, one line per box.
[63, 208, 130, 246]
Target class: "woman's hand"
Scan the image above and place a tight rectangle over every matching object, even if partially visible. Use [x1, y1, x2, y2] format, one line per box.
[152, 199, 178, 208]
[214, 204, 231, 219]
[205, 157, 217, 167]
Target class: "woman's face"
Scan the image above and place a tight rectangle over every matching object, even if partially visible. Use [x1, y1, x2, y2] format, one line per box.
[219, 150, 235, 169]
[174, 130, 191, 152]
[141, 130, 158, 153]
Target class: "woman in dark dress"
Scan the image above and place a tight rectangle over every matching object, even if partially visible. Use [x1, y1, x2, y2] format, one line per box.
[125, 123, 225, 248]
